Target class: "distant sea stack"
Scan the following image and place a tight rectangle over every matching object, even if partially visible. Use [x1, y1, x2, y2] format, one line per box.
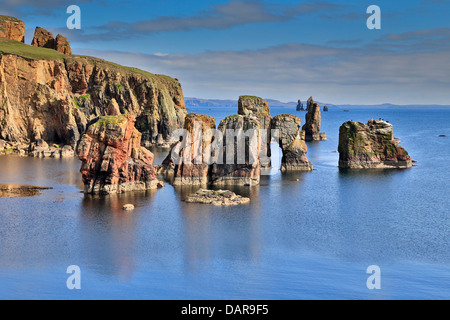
[77, 115, 163, 194]
[338, 119, 412, 169]
[302, 97, 327, 141]
[0, 16, 25, 43]
[0, 16, 186, 151]
[323, 105, 329, 112]
[272, 114, 313, 171]
[296, 99, 305, 111]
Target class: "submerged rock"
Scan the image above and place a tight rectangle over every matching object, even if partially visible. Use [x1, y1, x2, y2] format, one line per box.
[338, 119, 412, 169]
[122, 204, 135, 211]
[77, 115, 164, 194]
[185, 189, 250, 206]
[0, 184, 51, 198]
[302, 97, 327, 141]
[272, 114, 313, 171]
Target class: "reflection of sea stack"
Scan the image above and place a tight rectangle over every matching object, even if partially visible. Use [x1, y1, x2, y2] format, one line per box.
[338, 119, 412, 169]
[302, 97, 327, 141]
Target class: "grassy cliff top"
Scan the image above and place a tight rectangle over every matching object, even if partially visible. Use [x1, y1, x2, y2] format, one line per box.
[0, 38, 178, 84]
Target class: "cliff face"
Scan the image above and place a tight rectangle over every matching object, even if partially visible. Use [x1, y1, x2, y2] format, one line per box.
[0, 38, 186, 148]
[77, 115, 163, 194]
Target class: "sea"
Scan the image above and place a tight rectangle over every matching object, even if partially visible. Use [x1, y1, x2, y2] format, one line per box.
[0, 105, 449, 300]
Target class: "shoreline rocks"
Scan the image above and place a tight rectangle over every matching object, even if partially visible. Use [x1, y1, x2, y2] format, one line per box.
[338, 119, 412, 169]
[185, 189, 250, 206]
[77, 115, 164, 194]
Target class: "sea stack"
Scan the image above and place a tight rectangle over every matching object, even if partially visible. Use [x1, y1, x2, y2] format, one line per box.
[272, 114, 313, 171]
[0, 16, 25, 42]
[161, 113, 216, 185]
[338, 119, 412, 169]
[77, 115, 163, 194]
[211, 115, 262, 186]
[238, 96, 272, 167]
[302, 97, 327, 141]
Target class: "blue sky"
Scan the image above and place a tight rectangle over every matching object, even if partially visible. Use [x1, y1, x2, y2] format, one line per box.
[2, 0, 450, 104]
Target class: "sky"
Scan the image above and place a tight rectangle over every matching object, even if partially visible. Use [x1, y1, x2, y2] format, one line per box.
[1, 0, 450, 105]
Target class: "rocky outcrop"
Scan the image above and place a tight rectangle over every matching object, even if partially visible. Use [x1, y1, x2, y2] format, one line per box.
[302, 97, 327, 141]
[0, 45, 186, 149]
[323, 105, 329, 112]
[338, 119, 412, 169]
[238, 95, 271, 167]
[161, 113, 216, 185]
[306, 96, 314, 111]
[185, 189, 250, 206]
[77, 115, 163, 194]
[211, 115, 262, 186]
[55, 34, 72, 55]
[31, 27, 55, 49]
[31, 27, 72, 55]
[0, 16, 25, 42]
[272, 114, 313, 171]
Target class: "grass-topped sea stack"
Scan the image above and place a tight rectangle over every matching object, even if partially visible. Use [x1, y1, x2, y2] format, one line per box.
[338, 119, 412, 169]
[77, 115, 163, 194]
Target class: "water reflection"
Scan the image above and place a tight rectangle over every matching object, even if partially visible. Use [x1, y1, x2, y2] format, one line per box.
[78, 190, 158, 278]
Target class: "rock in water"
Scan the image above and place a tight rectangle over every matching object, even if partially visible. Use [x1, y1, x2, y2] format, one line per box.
[323, 105, 329, 112]
[0, 16, 25, 42]
[302, 98, 327, 141]
[211, 115, 262, 186]
[272, 114, 313, 171]
[31, 27, 55, 49]
[161, 113, 216, 185]
[185, 189, 250, 206]
[296, 99, 303, 111]
[238, 95, 272, 167]
[338, 119, 412, 169]
[77, 115, 163, 194]
[55, 34, 72, 55]
[122, 204, 135, 211]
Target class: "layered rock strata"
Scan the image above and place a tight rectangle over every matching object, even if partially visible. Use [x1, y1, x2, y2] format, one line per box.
[0, 42, 186, 149]
[77, 115, 163, 194]
[338, 119, 412, 169]
[272, 114, 313, 171]
[210, 115, 262, 186]
[161, 113, 216, 185]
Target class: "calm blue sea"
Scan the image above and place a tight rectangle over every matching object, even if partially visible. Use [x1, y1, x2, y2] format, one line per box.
[0, 105, 449, 299]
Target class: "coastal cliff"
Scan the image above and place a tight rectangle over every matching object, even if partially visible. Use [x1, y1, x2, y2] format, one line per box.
[0, 36, 186, 150]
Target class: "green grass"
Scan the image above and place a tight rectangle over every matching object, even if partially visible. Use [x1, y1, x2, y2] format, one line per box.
[239, 95, 261, 100]
[93, 115, 128, 127]
[0, 38, 65, 61]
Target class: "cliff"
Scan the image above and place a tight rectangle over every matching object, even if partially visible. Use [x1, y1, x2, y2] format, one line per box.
[0, 37, 186, 149]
